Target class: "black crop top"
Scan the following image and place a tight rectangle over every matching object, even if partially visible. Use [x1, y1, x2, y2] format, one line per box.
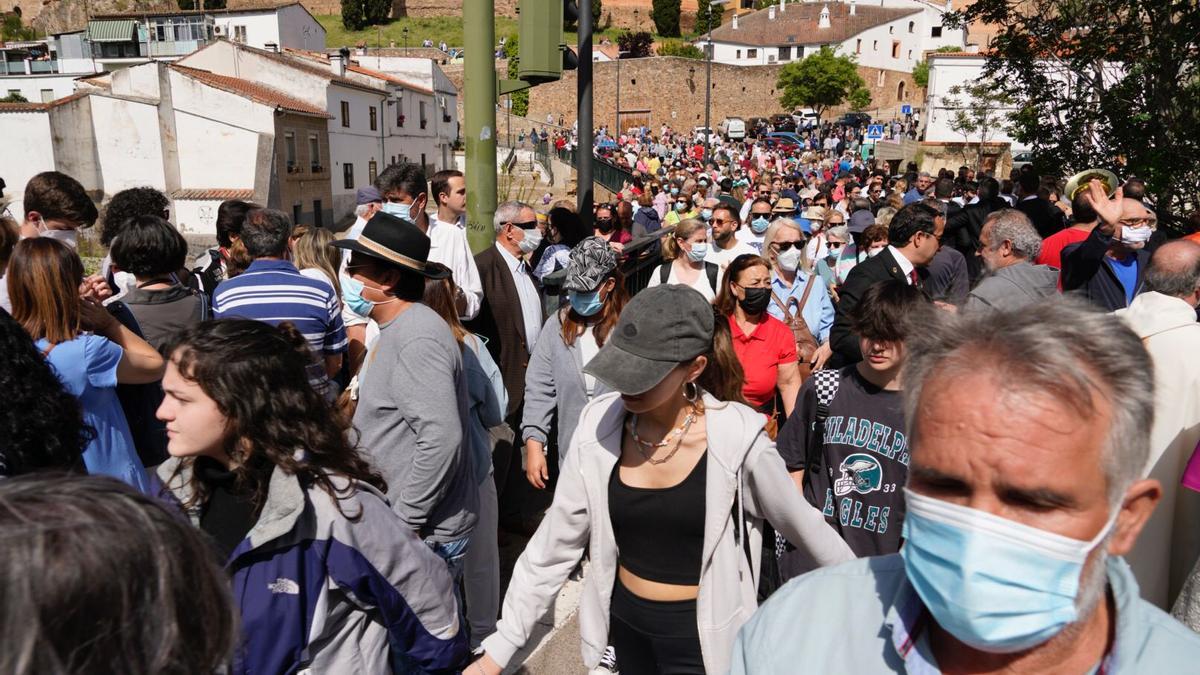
[608, 452, 708, 585]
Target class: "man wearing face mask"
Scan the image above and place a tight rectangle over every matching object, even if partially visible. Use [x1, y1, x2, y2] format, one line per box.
[466, 201, 545, 533]
[738, 198, 775, 254]
[733, 298, 1200, 673]
[1062, 181, 1155, 311]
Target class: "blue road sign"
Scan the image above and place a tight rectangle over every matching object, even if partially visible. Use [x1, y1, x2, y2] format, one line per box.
[866, 124, 885, 141]
[901, 104, 913, 115]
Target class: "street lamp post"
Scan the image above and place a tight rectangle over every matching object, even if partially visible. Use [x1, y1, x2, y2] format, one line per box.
[402, 27, 409, 56]
[703, 0, 729, 167]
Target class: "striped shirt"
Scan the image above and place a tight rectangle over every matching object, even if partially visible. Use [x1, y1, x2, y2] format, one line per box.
[213, 259, 348, 358]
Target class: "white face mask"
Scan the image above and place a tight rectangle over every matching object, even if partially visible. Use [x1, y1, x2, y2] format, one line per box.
[518, 227, 543, 254]
[39, 220, 78, 249]
[777, 246, 803, 272]
[1119, 225, 1153, 246]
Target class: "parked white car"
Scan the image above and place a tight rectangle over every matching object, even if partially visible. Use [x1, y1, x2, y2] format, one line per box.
[792, 108, 819, 129]
[719, 117, 747, 141]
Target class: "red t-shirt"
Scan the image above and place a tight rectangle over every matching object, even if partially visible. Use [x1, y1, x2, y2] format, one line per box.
[1036, 226, 1091, 290]
[728, 314, 798, 410]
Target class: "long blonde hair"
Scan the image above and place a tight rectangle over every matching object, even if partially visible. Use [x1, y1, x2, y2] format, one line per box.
[662, 218, 705, 261]
[291, 225, 341, 298]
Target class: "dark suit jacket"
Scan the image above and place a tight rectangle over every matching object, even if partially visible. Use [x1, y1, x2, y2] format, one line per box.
[1016, 196, 1068, 239]
[1061, 227, 1151, 312]
[944, 196, 1007, 283]
[465, 245, 543, 417]
[830, 248, 924, 365]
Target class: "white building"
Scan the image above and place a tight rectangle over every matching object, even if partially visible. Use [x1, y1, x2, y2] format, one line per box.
[0, 60, 333, 234]
[210, 2, 326, 53]
[179, 40, 454, 222]
[698, 0, 966, 72]
[922, 51, 1020, 145]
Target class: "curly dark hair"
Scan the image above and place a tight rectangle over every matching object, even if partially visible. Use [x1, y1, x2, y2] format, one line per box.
[100, 187, 170, 247]
[161, 319, 385, 516]
[0, 311, 91, 476]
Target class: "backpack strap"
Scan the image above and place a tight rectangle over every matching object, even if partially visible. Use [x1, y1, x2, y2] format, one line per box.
[805, 368, 843, 477]
[705, 262, 719, 292]
[659, 262, 672, 284]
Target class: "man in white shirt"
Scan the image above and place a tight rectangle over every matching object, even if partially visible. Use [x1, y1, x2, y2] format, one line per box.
[429, 169, 483, 320]
[707, 203, 757, 278]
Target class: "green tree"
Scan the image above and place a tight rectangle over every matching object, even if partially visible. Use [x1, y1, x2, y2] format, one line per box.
[616, 30, 654, 58]
[651, 0, 681, 38]
[694, 0, 718, 35]
[776, 46, 866, 120]
[0, 92, 28, 103]
[505, 33, 529, 116]
[364, 0, 391, 26]
[942, 79, 1013, 171]
[655, 39, 704, 59]
[949, 0, 1200, 217]
[1, 13, 36, 40]
[848, 86, 872, 111]
[341, 0, 366, 31]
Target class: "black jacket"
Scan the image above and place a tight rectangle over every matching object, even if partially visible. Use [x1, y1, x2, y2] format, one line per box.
[830, 248, 924, 365]
[1016, 196, 1068, 239]
[1061, 227, 1150, 312]
[944, 196, 1007, 283]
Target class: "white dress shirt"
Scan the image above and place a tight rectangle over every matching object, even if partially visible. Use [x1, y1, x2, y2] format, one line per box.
[887, 245, 917, 284]
[496, 243, 542, 349]
[428, 215, 484, 320]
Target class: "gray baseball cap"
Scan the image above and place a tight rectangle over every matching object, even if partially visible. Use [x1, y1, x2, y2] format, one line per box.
[563, 237, 618, 292]
[583, 285, 714, 395]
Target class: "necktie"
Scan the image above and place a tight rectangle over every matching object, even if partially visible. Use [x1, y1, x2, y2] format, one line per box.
[909, 269, 920, 286]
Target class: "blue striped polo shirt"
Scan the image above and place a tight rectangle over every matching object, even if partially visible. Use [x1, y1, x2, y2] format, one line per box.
[212, 259, 348, 357]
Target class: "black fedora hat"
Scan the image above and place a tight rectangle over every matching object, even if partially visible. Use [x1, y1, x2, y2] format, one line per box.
[330, 211, 449, 279]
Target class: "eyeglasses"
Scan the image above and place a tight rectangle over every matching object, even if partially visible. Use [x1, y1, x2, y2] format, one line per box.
[509, 220, 539, 230]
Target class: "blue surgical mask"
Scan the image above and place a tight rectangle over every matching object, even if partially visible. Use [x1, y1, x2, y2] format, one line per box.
[568, 288, 605, 316]
[381, 201, 411, 221]
[750, 216, 770, 234]
[675, 202, 687, 212]
[341, 275, 374, 317]
[686, 242, 708, 262]
[670, 187, 680, 196]
[700, 208, 713, 221]
[901, 489, 1117, 654]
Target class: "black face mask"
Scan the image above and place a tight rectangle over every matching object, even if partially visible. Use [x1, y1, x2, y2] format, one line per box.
[738, 286, 772, 314]
[596, 218, 615, 233]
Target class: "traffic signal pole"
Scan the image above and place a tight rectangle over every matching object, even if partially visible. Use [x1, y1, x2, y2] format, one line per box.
[576, 2, 593, 223]
[464, 0, 497, 253]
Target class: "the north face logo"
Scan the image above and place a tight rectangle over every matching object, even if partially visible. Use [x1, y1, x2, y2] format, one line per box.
[267, 578, 300, 594]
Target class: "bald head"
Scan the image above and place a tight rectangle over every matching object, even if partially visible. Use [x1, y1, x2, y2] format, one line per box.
[1145, 240, 1200, 304]
[1119, 198, 1154, 223]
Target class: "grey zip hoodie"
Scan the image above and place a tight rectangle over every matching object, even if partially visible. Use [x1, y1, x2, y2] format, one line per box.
[964, 260, 1060, 312]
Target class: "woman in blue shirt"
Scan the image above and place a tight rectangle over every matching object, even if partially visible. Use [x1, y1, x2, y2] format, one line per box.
[762, 219, 835, 344]
[7, 238, 164, 491]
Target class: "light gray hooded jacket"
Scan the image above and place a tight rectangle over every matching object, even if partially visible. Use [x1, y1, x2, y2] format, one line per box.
[481, 391, 855, 673]
[964, 260, 1059, 312]
[521, 310, 612, 462]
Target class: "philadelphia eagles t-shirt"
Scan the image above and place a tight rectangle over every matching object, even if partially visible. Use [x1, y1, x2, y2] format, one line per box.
[777, 365, 909, 557]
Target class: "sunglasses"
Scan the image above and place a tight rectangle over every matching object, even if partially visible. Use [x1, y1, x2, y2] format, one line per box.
[509, 220, 539, 230]
[712, 218, 737, 226]
[774, 241, 802, 252]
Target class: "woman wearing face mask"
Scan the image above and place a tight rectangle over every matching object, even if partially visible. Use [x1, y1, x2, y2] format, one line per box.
[804, 208, 845, 263]
[812, 223, 853, 292]
[647, 219, 720, 302]
[763, 219, 835, 373]
[717, 254, 805, 421]
[594, 203, 632, 252]
[523, 238, 627, 489]
[664, 192, 697, 228]
[469, 285, 853, 675]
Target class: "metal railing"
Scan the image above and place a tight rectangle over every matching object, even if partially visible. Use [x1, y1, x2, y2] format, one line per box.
[533, 140, 553, 185]
[550, 145, 635, 195]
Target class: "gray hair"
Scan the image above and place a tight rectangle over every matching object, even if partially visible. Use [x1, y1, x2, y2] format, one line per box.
[762, 218, 810, 271]
[825, 224, 850, 243]
[493, 201, 530, 234]
[903, 296, 1154, 505]
[1144, 240, 1200, 298]
[985, 209, 1042, 260]
[354, 203, 372, 219]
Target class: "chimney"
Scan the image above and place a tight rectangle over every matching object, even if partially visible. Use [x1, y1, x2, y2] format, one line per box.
[768, 5, 776, 20]
[732, 12, 739, 29]
[818, 3, 831, 27]
[330, 47, 349, 77]
[849, 0, 856, 15]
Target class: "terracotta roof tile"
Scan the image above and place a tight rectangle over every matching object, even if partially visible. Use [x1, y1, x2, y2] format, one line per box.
[172, 64, 332, 117]
[229, 41, 385, 94]
[0, 91, 89, 112]
[172, 188, 256, 200]
[707, 4, 922, 47]
[346, 63, 434, 94]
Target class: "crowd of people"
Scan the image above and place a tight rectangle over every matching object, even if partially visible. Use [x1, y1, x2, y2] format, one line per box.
[3, 140, 1200, 675]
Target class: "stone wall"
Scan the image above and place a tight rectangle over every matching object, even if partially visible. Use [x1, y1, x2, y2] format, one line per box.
[525, 56, 920, 133]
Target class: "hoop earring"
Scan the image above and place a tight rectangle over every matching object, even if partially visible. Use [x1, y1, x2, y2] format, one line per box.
[683, 380, 700, 404]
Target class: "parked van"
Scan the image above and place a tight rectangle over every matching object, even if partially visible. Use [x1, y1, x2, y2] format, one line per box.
[720, 117, 747, 140]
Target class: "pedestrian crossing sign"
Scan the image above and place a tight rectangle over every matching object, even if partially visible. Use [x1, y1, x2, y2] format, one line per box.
[866, 124, 884, 142]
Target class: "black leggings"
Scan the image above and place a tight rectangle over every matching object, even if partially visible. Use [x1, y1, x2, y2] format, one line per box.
[609, 578, 705, 675]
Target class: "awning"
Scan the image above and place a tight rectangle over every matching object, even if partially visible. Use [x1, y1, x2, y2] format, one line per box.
[87, 20, 137, 43]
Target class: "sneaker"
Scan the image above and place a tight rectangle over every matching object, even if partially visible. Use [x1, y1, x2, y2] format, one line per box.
[597, 645, 618, 673]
